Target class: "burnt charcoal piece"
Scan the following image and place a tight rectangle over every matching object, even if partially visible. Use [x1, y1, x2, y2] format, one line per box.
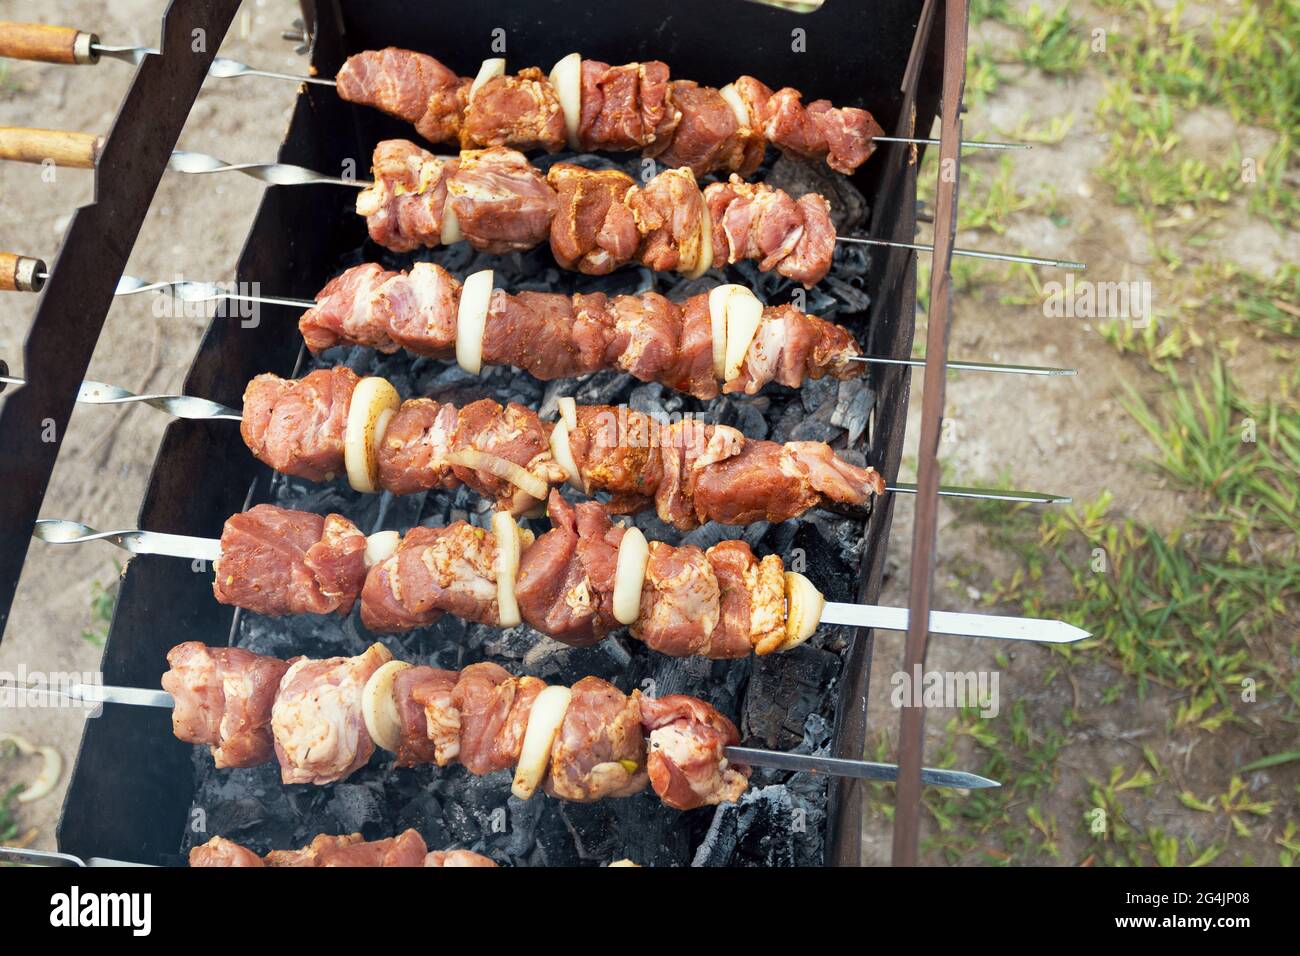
[743, 644, 842, 751]
[768, 154, 870, 234]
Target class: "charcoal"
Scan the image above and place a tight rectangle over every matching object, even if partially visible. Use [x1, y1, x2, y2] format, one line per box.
[743, 644, 842, 751]
[768, 154, 869, 234]
[831, 378, 875, 447]
[182, 143, 877, 868]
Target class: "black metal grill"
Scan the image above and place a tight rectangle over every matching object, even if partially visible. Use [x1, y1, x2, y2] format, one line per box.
[55, 0, 944, 866]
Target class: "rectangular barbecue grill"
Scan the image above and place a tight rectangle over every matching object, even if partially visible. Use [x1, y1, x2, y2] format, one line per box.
[34, 0, 951, 866]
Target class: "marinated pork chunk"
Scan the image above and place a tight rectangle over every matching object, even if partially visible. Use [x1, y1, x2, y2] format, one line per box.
[463, 67, 566, 152]
[450, 662, 545, 775]
[446, 147, 558, 254]
[213, 505, 367, 617]
[360, 523, 500, 633]
[355, 143, 458, 254]
[162, 642, 289, 769]
[336, 48, 470, 144]
[625, 167, 707, 273]
[704, 176, 837, 287]
[338, 48, 883, 177]
[189, 830, 484, 867]
[546, 163, 639, 274]
[395, 665, 462, 767]
[271, 643, 393, 785]
[240, 366, 357, 482]
[637, 693, 750, 810]
[545, 676, 648, 802]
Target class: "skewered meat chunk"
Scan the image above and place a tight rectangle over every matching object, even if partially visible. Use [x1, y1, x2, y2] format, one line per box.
[188, 837, 266, 867]
[336, 48, 469, 144]
[515, 492, 782, 658]
[758, 84, 883, 176]
[451, 662, 546, 775]
[545, 676, 648, 802]
[360, 523, 500, 633]
[241, 366, 357, 483]
[578, 59, 679, 152]
[546, 163, 639, 274]
[162, 642, 289, 769]
[189, 830, 489, 867]
[426, 849, 499, 867]
[638, 693, 750, 810]
[238, 372, 883, 526]
[297, 265, 860, 399]
[704, 176, 836, 287]
[654, 80, 760, 178]
[164, 644, 751, 810]
[396, 665, 462, 767]
[463, 67, 566, 152]
[337, 49, 884, 177]
[447, 147, 558, 254]
[272, 643, 393, 785]
[354, 141, 840, 284]
[212, 505, 367, 617]
[356, 143, 458, 254]
[515, 492, 624, 647]
[626, 167, 707, 273]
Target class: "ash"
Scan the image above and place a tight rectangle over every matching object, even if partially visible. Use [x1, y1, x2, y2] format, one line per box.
[182, 153, 875, 867]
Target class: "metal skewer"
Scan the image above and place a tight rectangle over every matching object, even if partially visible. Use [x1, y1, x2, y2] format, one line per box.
[2, 264, 1078, 377]
[0, 676, 1001, 790]
[15, 28, 1018, 153]
[4, 371, 1071, 505]
[0, 846, 145, 868]
[31, 519, 1087, 644]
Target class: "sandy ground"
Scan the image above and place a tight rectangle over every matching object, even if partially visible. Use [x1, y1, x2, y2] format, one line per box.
[0, 0, 300, 850]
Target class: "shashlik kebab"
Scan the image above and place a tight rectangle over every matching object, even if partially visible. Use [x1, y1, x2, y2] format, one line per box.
[241, 367, 886, 526]
[161, 640, 752, 810]
[301, 261, 862, 400]
[189, 831, 498, 867]
[213, 494, 820, 660]
[337, 48, 886, 179]
[357, 140, 837, 286]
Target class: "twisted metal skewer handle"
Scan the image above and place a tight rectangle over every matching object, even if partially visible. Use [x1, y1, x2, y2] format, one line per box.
[33, 519, 152, 554]
[73, 381, 242, 420]
[167, 149, 368, 187]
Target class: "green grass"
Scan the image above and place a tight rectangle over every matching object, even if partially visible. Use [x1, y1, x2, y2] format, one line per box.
[1121, 357, 1300, 535]
[81, 568, 120, 647]
[1094, 0, 1300, 226]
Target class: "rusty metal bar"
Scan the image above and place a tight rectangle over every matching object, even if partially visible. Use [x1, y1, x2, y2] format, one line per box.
[893, 0, 970, 867]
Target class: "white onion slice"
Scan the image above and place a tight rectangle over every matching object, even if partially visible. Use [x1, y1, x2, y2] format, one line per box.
[492, 511, 523, 627]
[440, 200, 462, 245]
[557, 395, 577, 431]
[364, 530, 400, 568]
[469, 57, 506, 98]
[344, 377, 401, 493]
[447, 448, 549, 502]
[607, 859, 641, 867]
[719, 83, 750, 127]
[612, 527, 650, 625]
[361, 660, 412, 754]
[707, 284, 753, 381]
[723, 293, 764, 382]
[511, 684, 572, 800]
[455, 269, 493, 374]
[778, 571, 825, 651]
[548, 52, 583, 149]
[548, 417, 583, 490]
[684, 206, 715, 279]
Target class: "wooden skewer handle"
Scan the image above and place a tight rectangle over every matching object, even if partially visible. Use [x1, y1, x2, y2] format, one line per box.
[0, 253, 48, 292]
[0, 22, 98, 64]
[0, 127, 102, 168]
